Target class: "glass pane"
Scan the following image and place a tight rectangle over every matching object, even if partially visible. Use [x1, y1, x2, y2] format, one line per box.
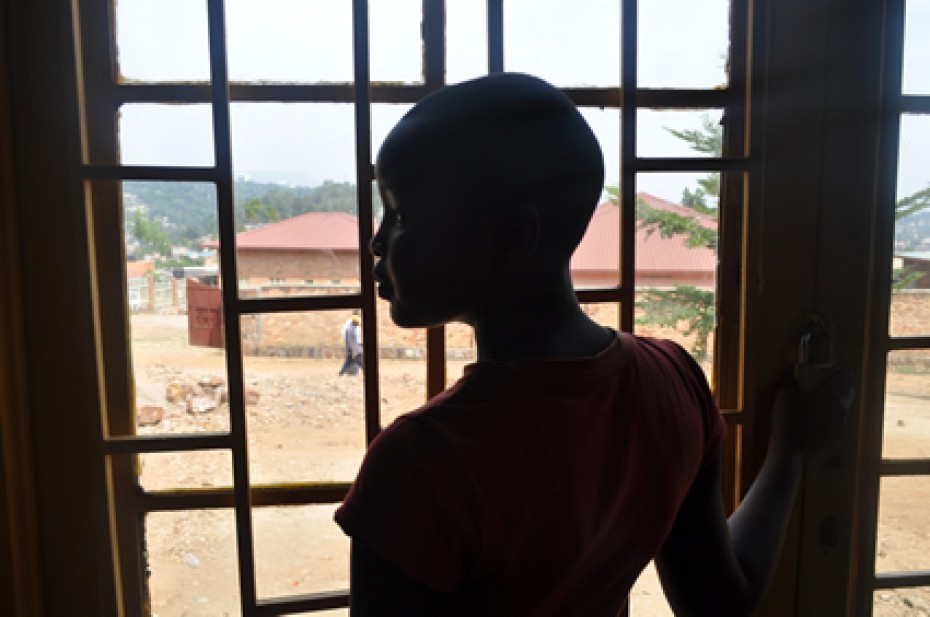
[226, 0, 353, 82]
[884, 350, 930, 459]
[253, 504, 349, 600]
[630, 562, 674, 616]
[903, 0, 930, 95]
[377, 306, 428, 427]
[119, 104, 214, 167]
[138, 450, 232, 491]
[579, 107, 622, 191]
[571, 198, 621, 290]
[370, 0, 423, 84]
[634, 174, 720, 366]
[504, 0, 621, 87]
[638, 0, 729, 88]
[874, 587, 930, 616]
[890, 115, 930, 336]
[876, 476, 930, 573]
[146, 510, 240, 614]
[115, 0, 210, 82]
[578, 302, 621, 333]
[372, 104, 414, 163]
[242, 311, 366, 485]
[119, 181, 230, 436]
[638, 110, 724, 158]
[228, 103, 360, 297]
[447, 0, 488, 84]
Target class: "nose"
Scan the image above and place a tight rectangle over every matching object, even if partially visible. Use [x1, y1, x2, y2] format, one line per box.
[370, 223, 385, 257]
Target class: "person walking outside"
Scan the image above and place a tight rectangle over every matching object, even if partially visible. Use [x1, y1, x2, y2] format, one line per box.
[338, 314, 363, 376]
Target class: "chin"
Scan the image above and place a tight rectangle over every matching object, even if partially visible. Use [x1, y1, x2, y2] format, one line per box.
[389, 300, 454, 330]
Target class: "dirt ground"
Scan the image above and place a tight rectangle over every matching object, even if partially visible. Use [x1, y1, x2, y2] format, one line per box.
[129, 314, 928, 616]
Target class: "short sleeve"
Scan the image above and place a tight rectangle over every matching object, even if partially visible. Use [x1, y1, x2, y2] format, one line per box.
[655, 339, 727, 466]
[334, 418, 473, 593]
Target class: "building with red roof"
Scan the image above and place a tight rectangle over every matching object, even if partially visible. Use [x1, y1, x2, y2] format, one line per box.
[204, 211, 361, 285]
[209, 195, 716, 290]
[571, 192, 717, 289]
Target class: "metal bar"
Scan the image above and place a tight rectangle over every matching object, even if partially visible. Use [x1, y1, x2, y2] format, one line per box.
[238, 294, 364, 315]
[423, 0, 445, 89]
[81, 164, 218, 182]
[873, 571, 930, 589]
[138, 484, 351, 512]
[205, 0, 258, 611]
[619, 0, 637, 333]
[487, 0, 504, 73]
[854, 0, 907, 611]
[352, 0, 383, 447]
[113, 82, 736, 110]
[254, 591, 349, 614]
[899, 95, 930, 113]
[879, 458, 930, 476]
[634, 157, 751, 173]
[114, 82, 434, 104]
[103, 432, 232, 455]
[886, 335, 930, 351]
[575, 288, 624, 303]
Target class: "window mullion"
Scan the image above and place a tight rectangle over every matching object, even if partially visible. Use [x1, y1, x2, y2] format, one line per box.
[619, 0, 637, 333]
[204, 0, 258, 611]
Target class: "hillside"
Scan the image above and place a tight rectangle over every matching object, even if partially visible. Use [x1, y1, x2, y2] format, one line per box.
[124, 179, 364, 247]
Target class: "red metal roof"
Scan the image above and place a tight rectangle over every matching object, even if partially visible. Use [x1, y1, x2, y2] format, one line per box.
[570, 192, 717, 276]
[205, 211, 359, 251]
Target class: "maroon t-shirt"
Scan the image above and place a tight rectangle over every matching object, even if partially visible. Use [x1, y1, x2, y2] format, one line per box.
[335, 333, 725, 616]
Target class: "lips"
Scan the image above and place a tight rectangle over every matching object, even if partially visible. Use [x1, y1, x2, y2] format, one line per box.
[373, 262, 393, 299]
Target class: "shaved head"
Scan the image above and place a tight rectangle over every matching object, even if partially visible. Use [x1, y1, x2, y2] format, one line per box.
[376, 73, 605, 263]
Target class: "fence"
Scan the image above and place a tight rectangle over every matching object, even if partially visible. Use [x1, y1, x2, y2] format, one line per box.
[127, 275, 187, 314]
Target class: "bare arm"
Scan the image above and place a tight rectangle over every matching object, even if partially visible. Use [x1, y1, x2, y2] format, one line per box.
[656, 373, 855, 616]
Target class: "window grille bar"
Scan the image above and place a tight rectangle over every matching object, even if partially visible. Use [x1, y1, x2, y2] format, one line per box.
[575, 288, 625, 303]
[103, 432, 232, 455]
[113, 81, 739, 110]
[886, 335, 930, 351]
[81, 164, 218, 182]
[855, 0, 906, 611]
[879, 458, 930, 476]
[873, 571, 930, 590]
[899, 95, 930, 113]
[114, 82, 435, 105]
[238, 295, 364, 315]
[635, 157, 751, 173]
[254, 591, 349, 614]
[619, 0, 637, 333]
[423, 0, 445, 89]
[205, 0, 259, 610]
[139, 484, 351, 512]
[352, 0, 383, 447]
[488, 0, 504, 73]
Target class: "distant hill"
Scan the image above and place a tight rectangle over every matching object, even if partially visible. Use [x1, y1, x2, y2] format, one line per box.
[124, 179, 365, 247]
[896, 209, 930, 252]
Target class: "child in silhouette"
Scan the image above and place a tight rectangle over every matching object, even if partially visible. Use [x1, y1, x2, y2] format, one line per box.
[334, 73, 854, 616]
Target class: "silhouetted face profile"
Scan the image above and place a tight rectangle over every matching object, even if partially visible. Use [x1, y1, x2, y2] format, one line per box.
[371, 73, 605, 329]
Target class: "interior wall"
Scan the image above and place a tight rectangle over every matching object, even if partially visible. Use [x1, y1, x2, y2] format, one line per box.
[0, 0, 42, 613]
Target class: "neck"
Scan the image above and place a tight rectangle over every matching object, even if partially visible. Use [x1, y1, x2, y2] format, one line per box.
[471, 269, 613, 362]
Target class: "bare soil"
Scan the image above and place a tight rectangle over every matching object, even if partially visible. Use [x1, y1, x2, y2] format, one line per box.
[129, 314, 929, 616]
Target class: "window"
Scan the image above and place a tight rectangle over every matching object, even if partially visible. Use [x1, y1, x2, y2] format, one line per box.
[74, 0, 751, 613]
[858, 0, 930, 611]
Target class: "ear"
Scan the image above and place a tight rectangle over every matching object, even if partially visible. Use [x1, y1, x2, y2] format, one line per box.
[492, 203, 540, 270]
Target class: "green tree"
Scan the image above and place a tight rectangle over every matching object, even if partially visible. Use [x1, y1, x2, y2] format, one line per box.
[130, 209, 171, 257]
[606, 114, 723, 359]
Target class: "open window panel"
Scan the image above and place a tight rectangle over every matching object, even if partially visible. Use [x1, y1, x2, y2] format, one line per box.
[857, 1, 930, 612]
[77, 0, 756, 614]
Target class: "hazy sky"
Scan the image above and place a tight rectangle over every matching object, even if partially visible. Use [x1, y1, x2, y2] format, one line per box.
[116, 0, 929, 204]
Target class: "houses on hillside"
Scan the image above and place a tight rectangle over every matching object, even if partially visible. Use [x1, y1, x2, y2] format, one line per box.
[201, 193, 718, 291]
